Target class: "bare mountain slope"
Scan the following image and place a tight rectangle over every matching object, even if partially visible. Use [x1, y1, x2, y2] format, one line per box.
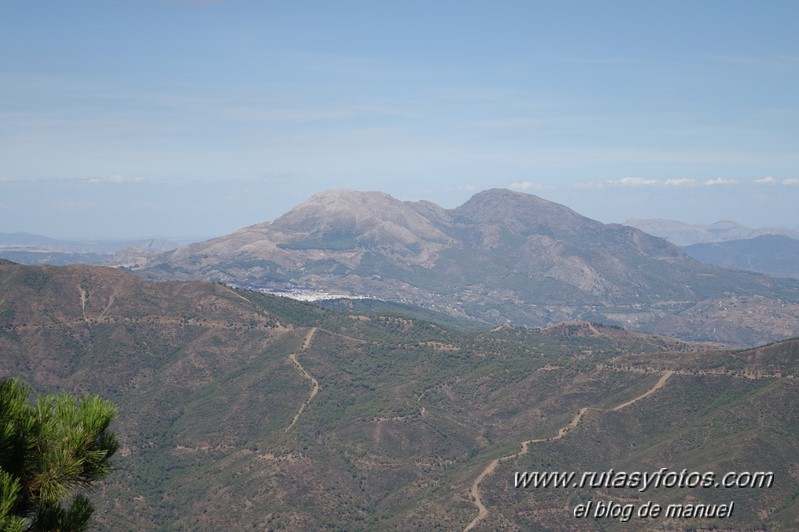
[131, 189, 799, 346]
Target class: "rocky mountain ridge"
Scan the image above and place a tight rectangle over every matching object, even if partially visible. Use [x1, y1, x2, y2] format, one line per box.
[127, 189, 799, 346]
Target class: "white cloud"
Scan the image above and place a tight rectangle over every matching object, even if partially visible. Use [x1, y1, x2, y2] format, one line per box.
[703, 177, 737, 186]
[84, 175, 145, 185]
[663, 178, 696, 186]
[579, 176, 741, 189]
[510, 181, 545, 191]
[732, 176, 799, 186]
[609, 177, 658, 186]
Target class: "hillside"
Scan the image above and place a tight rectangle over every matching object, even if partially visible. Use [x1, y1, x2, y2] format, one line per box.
[2, 261, 798, 530]
[129, 189, 799, 346]
[682, 234, 799, 279]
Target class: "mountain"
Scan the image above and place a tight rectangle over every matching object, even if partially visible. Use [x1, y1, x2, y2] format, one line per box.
[0, 232, 191, 266]
[625, 218, 799, 246]
[2, 261, 798, 530]
[129, 189, 799, 346]
[0, 231, 61, 246]
[682, 234, 799, 279]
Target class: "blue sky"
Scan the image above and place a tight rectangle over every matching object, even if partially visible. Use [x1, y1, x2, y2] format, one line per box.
[1, 0, 798, 238]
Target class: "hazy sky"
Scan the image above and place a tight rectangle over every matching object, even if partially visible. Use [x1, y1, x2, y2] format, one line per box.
[2, 1, 798, 238]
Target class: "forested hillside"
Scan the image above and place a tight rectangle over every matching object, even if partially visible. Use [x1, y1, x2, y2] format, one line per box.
[1, 261, 797, 530]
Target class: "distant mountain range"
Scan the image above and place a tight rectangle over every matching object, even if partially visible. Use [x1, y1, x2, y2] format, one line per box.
[623, 220, 799, 279]
[125, 189, 799, 346]
[0, 231, 61, 246]
[625, 218, 799, 246]
[682, 235, 799, 279]
[2, 260, 797, 530]
[0, 232, 194, 266]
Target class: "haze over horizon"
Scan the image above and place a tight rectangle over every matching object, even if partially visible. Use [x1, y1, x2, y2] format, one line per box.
[2, 1, 798, 239]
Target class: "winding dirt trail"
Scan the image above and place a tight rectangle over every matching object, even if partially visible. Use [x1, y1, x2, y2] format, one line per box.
[612, 370, 674, 411]
[464, 407, 588, 531]
[222, 284, 254, 304]
[464, 459, 498, 530]
[286, 328, 319, 431]
[464, 371, 673, 531]
[302, 327, 317, 350]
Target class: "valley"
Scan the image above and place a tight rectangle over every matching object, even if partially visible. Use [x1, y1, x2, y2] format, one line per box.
[2, 260, 797, 530]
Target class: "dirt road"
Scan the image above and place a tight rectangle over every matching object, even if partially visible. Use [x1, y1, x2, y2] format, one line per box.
[286, 328, 319, 431]
[464, 371, 673, 530]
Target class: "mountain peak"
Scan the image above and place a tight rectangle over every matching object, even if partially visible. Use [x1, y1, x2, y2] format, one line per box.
[453, 188, 594, 234]
[132, 187, 799, 347]
[305, 189, 397, 208]
[266, 189, 452, 257]
[272, 190, 400, 231]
